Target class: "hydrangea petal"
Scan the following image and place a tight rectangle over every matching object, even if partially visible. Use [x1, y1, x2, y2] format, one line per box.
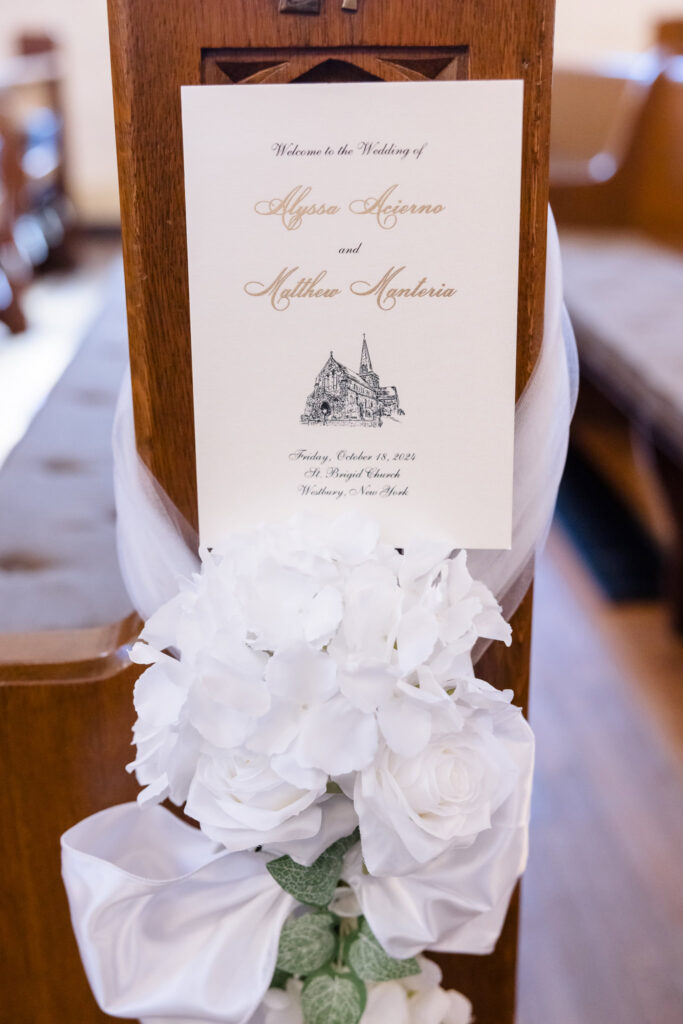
[329, 512, 380, 564]
[339, 665, 396, 713]
[397, 605, 439, 674]
[294, 696, 378, 775]
[398, 537, 454, 588]
[199, 657, 271, 717]
[474, 607, 512, 645]
[187, 693, 254, 749]
[246, 701, 301, 756]
[265, 644, 338, 705]
[343, 579, 402, 662]
[378, 698, 432, 757]
[438, 598, 483, 645]
[271, 751, 327, 791]
[305, 585, 344, 646]
[446, 551, 473, 603]
[132, 663, 186, 738]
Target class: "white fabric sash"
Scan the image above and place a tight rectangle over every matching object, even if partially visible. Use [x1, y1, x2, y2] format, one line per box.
[61, 804, 296, 1024]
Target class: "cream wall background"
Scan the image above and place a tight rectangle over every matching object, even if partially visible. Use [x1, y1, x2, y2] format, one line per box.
[0, 0, 118, 224]
[0, 0, 680, 224]
[554, 0, 681, 64]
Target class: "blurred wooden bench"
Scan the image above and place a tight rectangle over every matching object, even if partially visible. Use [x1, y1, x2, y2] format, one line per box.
[551, 56, 683, 627]
[0, 34, 73, 332]
[0, 108, 28, 332]
[0, 259, 131, 632]
[550, 19, 683, 195]
[12, 34, 74, 270]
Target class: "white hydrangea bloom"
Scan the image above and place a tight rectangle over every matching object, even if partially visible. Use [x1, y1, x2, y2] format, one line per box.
[127, 513, 514, 865]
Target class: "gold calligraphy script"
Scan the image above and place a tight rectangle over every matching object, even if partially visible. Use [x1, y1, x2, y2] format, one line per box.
[253, 184, 445, 231]
[244, 266, 456, 311]
[349, 184, 445, 230]
[254, 186, 340, 232]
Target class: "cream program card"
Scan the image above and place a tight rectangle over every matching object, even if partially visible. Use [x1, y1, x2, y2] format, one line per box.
[181, 81, 523, 549]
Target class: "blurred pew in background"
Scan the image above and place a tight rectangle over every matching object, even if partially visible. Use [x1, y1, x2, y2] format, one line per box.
[0, 109, 28, 332]
[550, 18, 683, 196]
[656, 17, 683, 56]
[550, 21, 683, 630]
[0, 33, 73, 333]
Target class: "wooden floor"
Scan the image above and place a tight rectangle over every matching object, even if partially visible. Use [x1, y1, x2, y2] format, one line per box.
[517, 526, 683, 1024]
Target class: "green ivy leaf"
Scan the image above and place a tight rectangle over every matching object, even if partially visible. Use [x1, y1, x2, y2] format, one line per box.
[267, 829, 360, 907]
[345, 918, 421, 982]
[270, 967, 291, 990]
[301, 966, 367, 1024]
[276, 911, 338, 976]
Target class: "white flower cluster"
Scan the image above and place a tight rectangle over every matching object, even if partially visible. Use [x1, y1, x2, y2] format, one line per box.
[259, 957, 472, 1024]
[129, 513, 519, 877]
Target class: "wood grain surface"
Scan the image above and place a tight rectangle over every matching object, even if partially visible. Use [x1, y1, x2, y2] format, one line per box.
[0, 617, 142, 1024]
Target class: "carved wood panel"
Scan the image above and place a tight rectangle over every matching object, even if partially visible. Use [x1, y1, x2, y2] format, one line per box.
[202, 46, 468, 85]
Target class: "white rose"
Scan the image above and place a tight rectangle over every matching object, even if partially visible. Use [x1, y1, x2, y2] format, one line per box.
[355, 691, 523, 876]
[343, 705, 534, 960]
[184, 748, 327, 852]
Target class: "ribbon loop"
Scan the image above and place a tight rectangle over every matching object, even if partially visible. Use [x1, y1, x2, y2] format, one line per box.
[61, 804, 295, 1023]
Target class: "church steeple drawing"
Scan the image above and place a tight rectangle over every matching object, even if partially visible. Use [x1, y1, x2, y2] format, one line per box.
[358, 333, 380, 390]
[301, 334, 404, 427]
[360, 334, 372, 372]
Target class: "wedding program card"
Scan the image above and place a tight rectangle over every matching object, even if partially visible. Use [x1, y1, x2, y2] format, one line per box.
[181, 81, 523, 549]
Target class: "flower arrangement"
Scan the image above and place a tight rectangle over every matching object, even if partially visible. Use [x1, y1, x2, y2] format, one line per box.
[118, 514, 533, 1022]
[130, 514, 516, 863]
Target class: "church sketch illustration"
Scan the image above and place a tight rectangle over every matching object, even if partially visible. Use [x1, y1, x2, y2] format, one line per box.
[301, 335, 404, 427]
